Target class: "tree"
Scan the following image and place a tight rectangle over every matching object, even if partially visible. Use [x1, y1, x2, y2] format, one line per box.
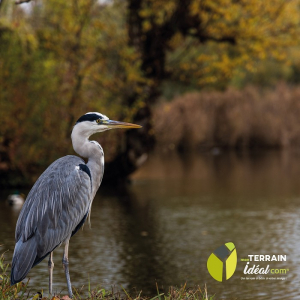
[105, 0, 300, 182]
[0, 0, 299, 186]
[0, 0, 147, 185]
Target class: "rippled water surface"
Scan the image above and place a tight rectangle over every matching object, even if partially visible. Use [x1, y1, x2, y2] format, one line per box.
[1, 150, 300, 299]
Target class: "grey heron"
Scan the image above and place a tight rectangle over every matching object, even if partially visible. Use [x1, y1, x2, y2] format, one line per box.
[10, 112, 141, 298]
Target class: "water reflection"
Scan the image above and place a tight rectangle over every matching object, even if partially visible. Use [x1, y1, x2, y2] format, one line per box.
[1, 150, 300, 299]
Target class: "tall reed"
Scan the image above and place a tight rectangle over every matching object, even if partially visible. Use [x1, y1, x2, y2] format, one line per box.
[154, 83, 300, 151]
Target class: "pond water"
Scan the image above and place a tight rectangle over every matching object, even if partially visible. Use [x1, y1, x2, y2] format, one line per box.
[1, 150, 300, 299]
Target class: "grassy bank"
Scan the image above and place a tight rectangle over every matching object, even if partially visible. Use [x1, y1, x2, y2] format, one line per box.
[154, 83, 300, 152]
[0, 254, 214, 300]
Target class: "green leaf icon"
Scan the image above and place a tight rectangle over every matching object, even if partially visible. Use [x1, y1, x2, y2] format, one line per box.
[207, 242, 237, 282]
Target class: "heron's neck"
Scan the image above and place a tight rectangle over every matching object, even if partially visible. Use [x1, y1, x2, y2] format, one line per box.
[71, 126, 104, 196]
[72, 131, 99, 160]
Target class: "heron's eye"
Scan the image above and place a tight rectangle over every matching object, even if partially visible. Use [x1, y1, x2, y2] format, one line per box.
[96, 119, 101, 124]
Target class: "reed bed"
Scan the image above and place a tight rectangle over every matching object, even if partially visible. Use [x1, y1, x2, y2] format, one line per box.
[154, 83, 300, 151]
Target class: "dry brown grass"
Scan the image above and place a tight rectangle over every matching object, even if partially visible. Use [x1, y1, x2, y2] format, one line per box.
[154, 83, 300, 151]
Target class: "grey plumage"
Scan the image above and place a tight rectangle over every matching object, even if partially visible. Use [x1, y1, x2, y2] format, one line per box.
[11, 156, 93, 284]
[10, 112, 141, 298]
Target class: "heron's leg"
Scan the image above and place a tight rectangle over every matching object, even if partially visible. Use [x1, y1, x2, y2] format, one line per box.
[48, 252, 54, 296]
[62, 240, 73, 298]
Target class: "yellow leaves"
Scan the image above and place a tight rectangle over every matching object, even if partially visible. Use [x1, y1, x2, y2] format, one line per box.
[139, 8, 151, 19]
[168, 32, 184, 50]
[142, 20, 152, 32]
[139, 0, 177, 29]
[244, 62, 256, 73]
[92, 19, 106, 30]
[190, 1, 201, 16]
[198, 0, 300, 53]
[196, 54, 211, 63]
[165, 0, 300, 90]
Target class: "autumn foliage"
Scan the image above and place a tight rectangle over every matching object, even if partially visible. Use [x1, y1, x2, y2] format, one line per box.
[154, 83, 300, 151]
[0, 0, 300, 186]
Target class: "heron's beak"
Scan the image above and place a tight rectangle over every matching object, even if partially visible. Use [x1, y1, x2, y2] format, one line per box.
[105, 120, 142, 129]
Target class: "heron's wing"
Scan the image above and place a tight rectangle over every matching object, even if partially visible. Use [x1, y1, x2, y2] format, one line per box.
[15, 155, 92, 258]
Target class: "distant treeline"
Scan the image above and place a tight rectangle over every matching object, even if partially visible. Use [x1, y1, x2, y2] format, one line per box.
[2, 82, 300, 186]
[155, 83, 300, 151]
[1, 0, 300, 186]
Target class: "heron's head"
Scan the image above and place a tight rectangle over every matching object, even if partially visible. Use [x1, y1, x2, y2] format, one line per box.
[73, 112, 142, 137]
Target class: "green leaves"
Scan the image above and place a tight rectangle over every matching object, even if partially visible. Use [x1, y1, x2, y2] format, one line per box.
[0, 0, 145, 185]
